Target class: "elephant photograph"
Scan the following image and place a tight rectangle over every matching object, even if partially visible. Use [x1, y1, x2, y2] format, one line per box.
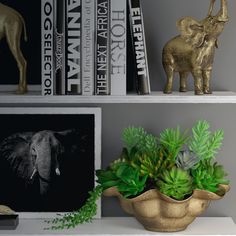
[0, 108, 101, 213]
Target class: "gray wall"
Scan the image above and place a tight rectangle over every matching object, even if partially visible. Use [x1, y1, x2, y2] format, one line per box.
[101, 0, 236, 222]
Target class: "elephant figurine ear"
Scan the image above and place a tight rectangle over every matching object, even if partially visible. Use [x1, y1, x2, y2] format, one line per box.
[177, 16, 206, 48]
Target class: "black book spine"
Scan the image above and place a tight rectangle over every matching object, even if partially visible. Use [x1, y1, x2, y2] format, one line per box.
[128, 0, 150, 95]
[66, 0, 82, 95]
[54, 0, 66, 95]
[95, 0, 110, 95]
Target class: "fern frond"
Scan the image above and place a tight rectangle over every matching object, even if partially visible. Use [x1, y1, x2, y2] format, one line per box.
[188, 121, 224, 161]
[205, 130, 224, 160]
[188, 120, 210, 159]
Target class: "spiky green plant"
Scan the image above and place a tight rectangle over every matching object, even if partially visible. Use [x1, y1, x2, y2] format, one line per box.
[159, 127, 188, 161]
[157, 167, 193, 200]
[191, 161, 229, 192]
[122, 127, 158, 158]
[131, 153, 162, 180]
[188, 120, 224, 161]
[121, 127, 161, 179]
[176, 149, 200, 170]
[122, 127, 145, 153]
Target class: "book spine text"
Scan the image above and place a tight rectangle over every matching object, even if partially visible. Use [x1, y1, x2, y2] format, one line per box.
[66, 0, 82, 95]
[96, 0, 110, 95]
[128, 0, 150, 94]
[55, 0, 66, 95]
[82, 0, 95, 95]
[41, 0, 54, 96]
[110, 0, 127, 95]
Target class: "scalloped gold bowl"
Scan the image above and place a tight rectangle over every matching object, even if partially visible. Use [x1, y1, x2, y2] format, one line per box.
[103, 185, 230, 232]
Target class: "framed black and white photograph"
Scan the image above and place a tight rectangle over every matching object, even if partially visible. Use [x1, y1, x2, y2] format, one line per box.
[0, 107, 101, 218]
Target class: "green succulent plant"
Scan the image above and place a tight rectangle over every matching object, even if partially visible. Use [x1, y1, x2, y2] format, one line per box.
[96, 162, 148, 198]
[122, 127, 158, 157]
[188, 120, 224, 161]
[47, 121, 229, 230]
[159, 127, 188, 162]
[191, 161, 229, 193]
[157, 167, 193, 200]
[176, 149, 200, 170]
[130, 152, 162, 180]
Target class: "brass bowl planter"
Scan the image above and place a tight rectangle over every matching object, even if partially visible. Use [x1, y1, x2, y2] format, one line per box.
[103, 185, 230, 232]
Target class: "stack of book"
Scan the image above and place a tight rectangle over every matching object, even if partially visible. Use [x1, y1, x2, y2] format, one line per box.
[41, 0, 150, 96]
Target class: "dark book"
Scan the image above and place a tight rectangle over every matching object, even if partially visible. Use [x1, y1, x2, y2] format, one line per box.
[127, 3, 136, 92]
[95, 0, 110, 95]
[0, 215, 19, 230]
[0, 1, 41, 92]
[128, 0, 150, 95]
[66, 0, 82, 95]
[54, 0, 66, 95]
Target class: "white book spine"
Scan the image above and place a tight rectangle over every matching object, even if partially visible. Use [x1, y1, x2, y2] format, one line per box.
[81, 0, 95, 95]
[41, 0, 54, 96]
[66, 0, 82, 95]
[110, 0, 127, 95]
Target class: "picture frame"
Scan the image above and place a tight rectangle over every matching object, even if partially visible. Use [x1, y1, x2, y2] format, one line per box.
[0, 107, 101, 219]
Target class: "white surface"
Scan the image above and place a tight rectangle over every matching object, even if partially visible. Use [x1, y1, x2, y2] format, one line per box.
[0, 217, 235, 236]
[0, 91, 236, 104]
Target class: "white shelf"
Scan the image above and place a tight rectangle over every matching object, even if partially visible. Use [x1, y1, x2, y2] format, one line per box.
[0, 217, 235, 236]
[1, 91, 236, 104]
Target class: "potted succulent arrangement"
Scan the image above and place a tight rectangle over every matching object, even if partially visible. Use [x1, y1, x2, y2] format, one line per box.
[48, 120, 230, 232]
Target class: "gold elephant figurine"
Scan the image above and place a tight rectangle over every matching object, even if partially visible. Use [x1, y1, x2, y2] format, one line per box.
[0, 3, 27, 94]
[162, 0, 229, 95]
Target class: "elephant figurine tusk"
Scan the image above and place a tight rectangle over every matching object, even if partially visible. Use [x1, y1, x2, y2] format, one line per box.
[0, 205, 15, 215]
[55, 168, 61, 176]
[30, 168, 37, 180]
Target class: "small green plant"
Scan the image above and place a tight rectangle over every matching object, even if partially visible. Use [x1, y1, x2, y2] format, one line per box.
[122, 127, 158, 160]
[191, 161, 229, 192]
[176, 149, 200, 170]
[132, 153, 162, 180]
[46, 185, 103, 230]
[157, 166, 193, 200]
[97, 162, 148, 198]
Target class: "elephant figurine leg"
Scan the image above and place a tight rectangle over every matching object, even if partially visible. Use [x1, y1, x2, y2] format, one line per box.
[163, 65, 174, 94]
[179, 72, 189, 92]
[202, 68, 213, 94]
[192, 69, 204, 95]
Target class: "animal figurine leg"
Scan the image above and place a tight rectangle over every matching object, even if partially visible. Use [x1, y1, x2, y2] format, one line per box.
[192, 69, 204, 95]
[163, 65, 174, 94]
[6, 23, 27, 94]
[179, 72, 189, 92]
[202, 69, 213, 94]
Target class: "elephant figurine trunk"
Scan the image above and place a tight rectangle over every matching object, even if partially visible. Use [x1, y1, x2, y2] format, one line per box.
[162, 0, 229, 95]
